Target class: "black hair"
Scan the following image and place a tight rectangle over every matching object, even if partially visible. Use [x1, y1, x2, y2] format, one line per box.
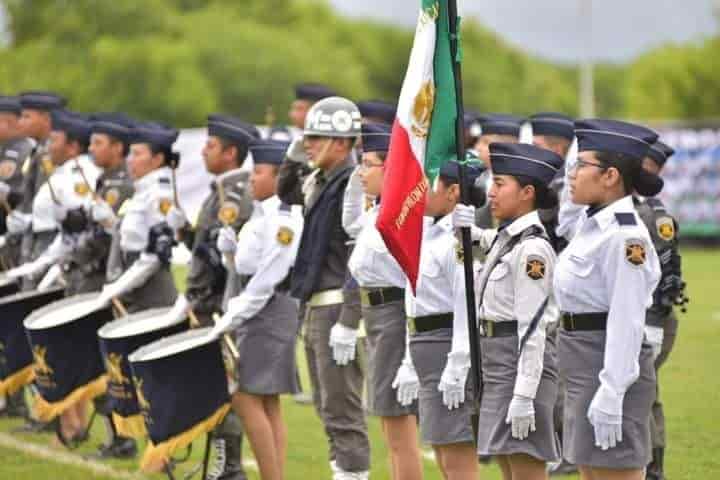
[218, 137, 250, 168]
[595, 151, 663, 197]
[65, 132, 89, 154]
[149, 143, 180, 169]
[439, 174, 487, 209]
[514, 175, 558, 210]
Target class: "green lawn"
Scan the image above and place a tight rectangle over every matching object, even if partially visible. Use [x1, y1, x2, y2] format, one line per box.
[1, 248, 718, 479]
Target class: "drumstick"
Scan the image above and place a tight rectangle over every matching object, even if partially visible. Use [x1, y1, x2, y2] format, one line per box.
[187, 308, 201, 329]
[212, 313, 239, 360]
[111, 297, 128, 316]
[74, 159, 116, 230]
[215, 179, 236, 272]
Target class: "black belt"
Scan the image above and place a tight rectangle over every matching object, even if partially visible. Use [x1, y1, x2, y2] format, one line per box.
[360, 287, 403, 307]
[408, 313, 453, 334]
[479, 319, 517, 338]
[561, 312, 608, 331]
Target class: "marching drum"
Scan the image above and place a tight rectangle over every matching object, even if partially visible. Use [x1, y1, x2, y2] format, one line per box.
[128, 327, 230, 472]
[97, 307, 189, 439]
[0, 287, 65, 397]
[23, 292, 114, 422]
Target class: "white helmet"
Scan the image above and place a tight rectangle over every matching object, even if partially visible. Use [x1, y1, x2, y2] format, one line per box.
[304, 96, 362, 138]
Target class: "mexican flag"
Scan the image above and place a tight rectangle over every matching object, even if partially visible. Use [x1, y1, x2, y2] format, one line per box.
[376, 0, 459, 291]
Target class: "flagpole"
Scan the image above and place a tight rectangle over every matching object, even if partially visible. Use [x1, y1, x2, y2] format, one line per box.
[447, 0, 482, 419]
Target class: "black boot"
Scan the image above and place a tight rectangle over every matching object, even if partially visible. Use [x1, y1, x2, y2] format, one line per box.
[205, 434, 247, 480]
[86, 414, 137, 459]
[646, 448, 666, 480]
[1, 390, 29, 418]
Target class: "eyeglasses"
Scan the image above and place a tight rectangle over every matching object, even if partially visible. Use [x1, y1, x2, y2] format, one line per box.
[572, 158, 608, 172]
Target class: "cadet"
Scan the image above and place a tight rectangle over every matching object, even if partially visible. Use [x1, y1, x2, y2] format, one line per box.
[398, 159, 484, 480]
[168, 114, 258, 480]
[473, 114, 523, 228]
[636, 141, 685, 480]
[10, 91, 66, 289]
[0, 96, 33, 272]
[554, 119, 662, 479]
[214, 139, 302, 480]
[454, 143, 564, 479]
[343, 123, 422, 480]
[289, 96, 370, 480]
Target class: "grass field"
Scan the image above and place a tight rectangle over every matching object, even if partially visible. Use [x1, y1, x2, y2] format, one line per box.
[1, 248, 718, 479]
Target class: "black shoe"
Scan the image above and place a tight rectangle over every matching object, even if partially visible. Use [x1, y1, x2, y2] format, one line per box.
[0, 391, 29, 418]
[550, 460, 578, 476]
[478, 455, 492, 465]
[87, 437, 138, 460]
[646, 448, 666, 480]
[11, 418, 54, 434]
[205, 435, 247, 480]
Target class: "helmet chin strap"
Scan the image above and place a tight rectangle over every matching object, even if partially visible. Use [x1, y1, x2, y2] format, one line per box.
[313, 137, 334, 171]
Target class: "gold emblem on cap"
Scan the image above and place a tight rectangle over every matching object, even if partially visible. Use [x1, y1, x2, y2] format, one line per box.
[74, 182, 90, 196]
[276, 226, 294, 246]
[411, 81, 434, 138]
[526, 258, 546, 280]
[158, 198, 173, 215]
[625, 241, 646, 266]
[218, 201, 240, 225]
[0, 160, 17, 179]
[657, 218, 675, 242]
[104, 188, 120, 207]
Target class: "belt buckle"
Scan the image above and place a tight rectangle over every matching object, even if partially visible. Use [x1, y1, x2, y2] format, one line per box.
[486, 321, 494, 337]
[566, 313, 575, 330]
[407, 317, 416, 335]
[360, 289, 370, 307]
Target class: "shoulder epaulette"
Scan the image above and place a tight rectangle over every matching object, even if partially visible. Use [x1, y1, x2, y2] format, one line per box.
[615, 212, 637, 226]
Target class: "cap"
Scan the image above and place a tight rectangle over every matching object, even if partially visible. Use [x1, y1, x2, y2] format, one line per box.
[529, 112, 574, 141]
[207, 114, 259, 147]
[250, 140, 290, 166]
[477, 113, 523, 137]
[489, 142, 563, 185]
[361, 122, 391, 153]
[19, 91, 66, 111]
[295, 83, 337, 102]
[357, 100, 396, 125]
[575, 119, 658, 160]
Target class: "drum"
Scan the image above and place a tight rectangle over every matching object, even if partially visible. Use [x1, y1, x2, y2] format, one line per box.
[97, 307, 189, 439]
[24, 292, 114, 422]
[0, 287, 65, 397]
[129, 328, 230, 472]
[0, 272, 20, 299]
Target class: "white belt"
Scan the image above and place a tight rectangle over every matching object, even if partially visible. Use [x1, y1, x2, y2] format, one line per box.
[308, 289, 344, 308]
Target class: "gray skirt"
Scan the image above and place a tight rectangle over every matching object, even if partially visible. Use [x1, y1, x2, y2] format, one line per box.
[558, 329, 656, 469]
[477, 332, 561, 462]
[363, 299, 417, 417]
[235, 292, 300, 396]
[410, 328, 475, 446]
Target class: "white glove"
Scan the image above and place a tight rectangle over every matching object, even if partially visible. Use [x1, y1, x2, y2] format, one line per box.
[6, 261, 46, 280]
[0, 182, 10, 202]
[588, 395, 623, 451]
[329, 323, 358, 366]
[216, 226, 237, 254]
[392, 360, 420, 407]
[645, 325, 664, 361]
[164, 294, 190, 325]
[52, 202, 68, 223]
[211, 310, 240, 337]
[452, 204, 476, 229]
[166, 206, 188, 231]
[37, 264, 63, 291]
[6, 211, 31, 234]
[438, 351, 470, 410]
[91, 200, 117, 225]
[286, 137, 308, 164]
[99, 254, 160, 304]
[506, 395, 536, 440]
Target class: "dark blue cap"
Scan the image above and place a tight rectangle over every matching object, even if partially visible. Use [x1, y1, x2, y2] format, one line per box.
[295, 83, 337, 102]
[439, 156, 484, 186]
[250, 140, 289, 166]
[90, 112, 135, 144]
[51, 110, 92, 144]
[19, 91, 66, 111]
[646, 141, 674, 168]
[490, 142, 563, 186]
[131, 122, 179, 149]
[529, 112, 574, 141]
[0, 96, 21, 115]
[478, 113, 523, 137]
[361, 122, 391, 154]
[575, 119, 658, 160]
[207, 114, 259, 146]
[357, 100, 396, 125]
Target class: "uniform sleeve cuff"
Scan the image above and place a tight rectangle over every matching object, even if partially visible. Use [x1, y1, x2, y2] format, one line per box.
[513, 375, 540, 399]
[593, 383, 624, 416]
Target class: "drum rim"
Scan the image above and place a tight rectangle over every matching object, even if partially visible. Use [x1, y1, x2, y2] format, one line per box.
[23, 292, 106, 331]
[98, 307, 185, 339]
[128, 327, 216, 363]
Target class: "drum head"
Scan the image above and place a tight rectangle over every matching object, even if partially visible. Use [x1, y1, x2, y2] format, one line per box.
[24, 292, 109, 331]
[98, 307, 187, 340]
[129, 327, 215, 363]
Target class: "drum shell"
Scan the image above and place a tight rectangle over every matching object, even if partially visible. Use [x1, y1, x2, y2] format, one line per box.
[129, 329, 229, 446]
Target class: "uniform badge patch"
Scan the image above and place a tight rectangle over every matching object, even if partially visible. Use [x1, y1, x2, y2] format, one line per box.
[656, 217, 675, 241]
[158, 198, 173, 215]
[625, 240, 646, 266]
[41, 154, 54, 175]
[526, 256, 546, 280]
[104, 188, 120, 207]
[0, 160, 17, 179]
[218, 201, 239, 225]
[276, 226, 294, 246]
[74, 182, 90, 196]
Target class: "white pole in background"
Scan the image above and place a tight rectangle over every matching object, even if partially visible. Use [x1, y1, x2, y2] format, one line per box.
[579, 0, 595, 117]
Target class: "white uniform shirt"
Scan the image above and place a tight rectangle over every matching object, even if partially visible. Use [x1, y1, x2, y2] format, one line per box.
[348, 206, 406, 289]
[474, 210, 557, 399]
[228, 195, 303, 321]
[554, 195, 661, 415]
[120, 167, 174, 252]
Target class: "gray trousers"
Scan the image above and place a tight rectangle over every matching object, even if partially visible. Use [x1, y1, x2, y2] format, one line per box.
[303, 303, 370, 472]
[650, 311, 678, 449]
